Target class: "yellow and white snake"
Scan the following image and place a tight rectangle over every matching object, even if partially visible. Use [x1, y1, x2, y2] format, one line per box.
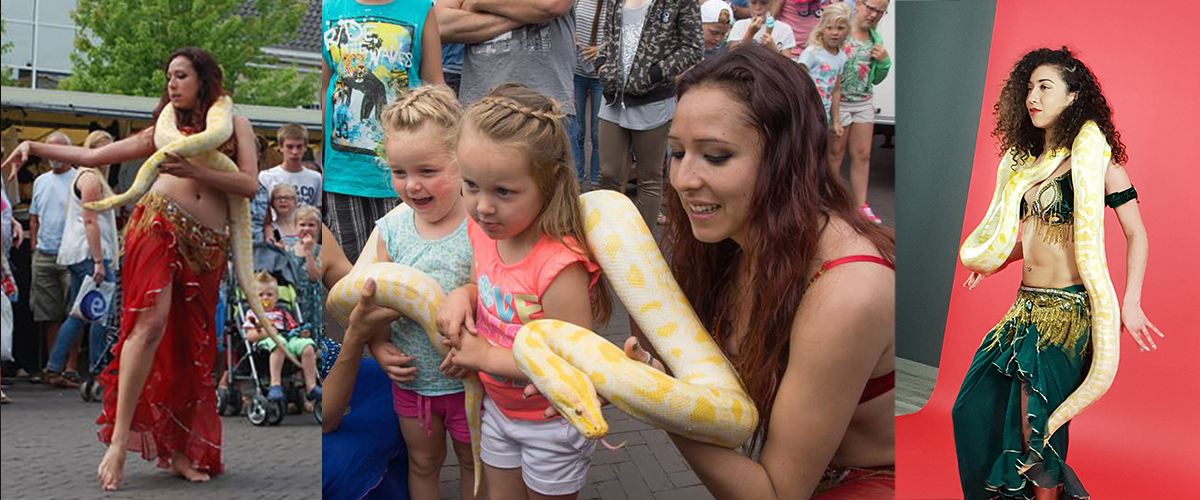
[327, 261, 485, 494]
[960, 121, 1120, 438]
[85, 95, 295, 363]
[325, 190, 759, 493]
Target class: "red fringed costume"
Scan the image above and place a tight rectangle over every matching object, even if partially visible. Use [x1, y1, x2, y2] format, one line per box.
[97, 192, 229, 475]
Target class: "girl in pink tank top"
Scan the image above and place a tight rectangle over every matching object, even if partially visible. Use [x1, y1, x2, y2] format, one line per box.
[438, 84, 613, 499]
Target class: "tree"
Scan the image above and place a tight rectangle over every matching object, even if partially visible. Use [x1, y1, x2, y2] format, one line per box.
[1, 19, 15, 86]
[60, 0, 318, 108]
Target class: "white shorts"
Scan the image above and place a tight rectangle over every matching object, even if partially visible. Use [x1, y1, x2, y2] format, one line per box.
[480, 396, 597, 495]
[839, 99, 876, 127]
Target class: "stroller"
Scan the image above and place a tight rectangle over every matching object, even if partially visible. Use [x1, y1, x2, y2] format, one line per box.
[215, 242, 323, 426]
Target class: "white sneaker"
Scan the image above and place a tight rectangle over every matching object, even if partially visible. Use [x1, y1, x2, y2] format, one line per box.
[860, 203, 883, 224]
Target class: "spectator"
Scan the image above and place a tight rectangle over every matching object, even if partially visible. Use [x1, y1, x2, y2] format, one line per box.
[770, 0, 826, 56]
[701, 0, 735, 59]
[260, 124, 322, 208]
[43, 144, 121, 389]
[827, 0, 890, 224]
[322, 0, 445, 265]
[269, 184, 302, 248]
[28, 131, 76, 385]
[596, 0, 702, 231]
[573, 0, 611, 189]
[730, 0, 797, 57]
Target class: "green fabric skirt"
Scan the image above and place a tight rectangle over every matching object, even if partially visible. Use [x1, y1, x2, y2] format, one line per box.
[952, 284, 1092, 499]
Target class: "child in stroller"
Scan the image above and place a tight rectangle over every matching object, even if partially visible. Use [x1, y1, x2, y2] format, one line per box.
[243, 271, 321, 411]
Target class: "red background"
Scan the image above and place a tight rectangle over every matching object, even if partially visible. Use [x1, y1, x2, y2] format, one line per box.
[896, 1, 1200, 498]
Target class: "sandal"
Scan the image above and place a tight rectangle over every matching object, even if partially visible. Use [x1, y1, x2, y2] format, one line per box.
[1, 390, 8, 404]
[45, 371, 81, 389]
[28, 370, 45, 384]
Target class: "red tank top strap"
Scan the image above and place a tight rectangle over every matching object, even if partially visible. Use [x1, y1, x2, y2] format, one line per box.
[810, 255, 894, 284]
[859, 370, 895, 404]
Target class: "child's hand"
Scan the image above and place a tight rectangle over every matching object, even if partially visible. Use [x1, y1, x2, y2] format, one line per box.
[439, 352, 475, 379]
[370, 340, 417, 383]
[445, 330, 490, 372]
[762, 32, 776, 50]
[298, 233, 316, 255]
[437, 286, 477, 349]
[347, 278, 403, 348]
[747, 15, 765, 38]
[870, 45, 889, 61]
[833, 121, 845, 137]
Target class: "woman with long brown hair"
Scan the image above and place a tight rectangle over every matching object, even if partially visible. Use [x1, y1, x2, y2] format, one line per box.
[2, 46, 259, 490]
[628, 43, 896, 497]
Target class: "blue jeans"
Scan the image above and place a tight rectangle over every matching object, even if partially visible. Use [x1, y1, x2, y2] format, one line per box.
[46, 258, 114, 374]
[572, 74, 603, 185]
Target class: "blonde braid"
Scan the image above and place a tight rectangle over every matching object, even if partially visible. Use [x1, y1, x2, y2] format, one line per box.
[459, 83, 612, 323]
[381, 85, 462, 149]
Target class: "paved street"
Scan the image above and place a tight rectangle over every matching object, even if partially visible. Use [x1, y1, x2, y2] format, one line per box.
[1, 381, 320, 499]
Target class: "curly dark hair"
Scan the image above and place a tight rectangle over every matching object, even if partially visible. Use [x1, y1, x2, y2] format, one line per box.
[992, 47, 1127, 165]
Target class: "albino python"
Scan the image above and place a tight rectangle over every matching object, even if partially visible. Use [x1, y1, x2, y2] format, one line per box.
[85, 95, 295, 364]
[512, 190, 758, 448]
[327, 262, 485, 494]
[325, 190, 758, 494]
[960, 120, 1119, 438]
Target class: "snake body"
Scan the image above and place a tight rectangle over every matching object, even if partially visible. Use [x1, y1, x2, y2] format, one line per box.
[327, 262, 484, 494]
[513, 190, 758, 448]
[84, 95, 294, 363]
[960, 121, 1120, 438]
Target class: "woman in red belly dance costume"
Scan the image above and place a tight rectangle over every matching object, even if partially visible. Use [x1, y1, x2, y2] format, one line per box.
[557, 43, 894, 498]
[2, 47, 259, 491]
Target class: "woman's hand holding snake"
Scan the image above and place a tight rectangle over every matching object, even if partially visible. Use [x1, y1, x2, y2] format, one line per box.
[159, 152, 205, 179]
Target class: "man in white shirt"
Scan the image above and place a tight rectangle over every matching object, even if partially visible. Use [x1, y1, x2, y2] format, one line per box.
[259, 124, 322, 209]
[729, 0, 796, 57]
[28, 132, 76, 383]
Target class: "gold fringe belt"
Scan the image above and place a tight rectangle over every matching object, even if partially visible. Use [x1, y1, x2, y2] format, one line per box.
[988, 284, 1091, 354]
[126, 192, 229, 274]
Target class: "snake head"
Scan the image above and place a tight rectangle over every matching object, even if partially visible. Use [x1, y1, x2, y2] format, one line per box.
[547, 389, 608, 440]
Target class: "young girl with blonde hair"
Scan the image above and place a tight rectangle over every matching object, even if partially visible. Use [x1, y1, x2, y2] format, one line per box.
[439, 83, 612, 500]
[350, 84, 483, 500]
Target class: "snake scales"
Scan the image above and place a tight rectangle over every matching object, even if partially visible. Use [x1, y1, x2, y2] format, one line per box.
[960, 121, 1120, 439]
[85, 95, 296, 364]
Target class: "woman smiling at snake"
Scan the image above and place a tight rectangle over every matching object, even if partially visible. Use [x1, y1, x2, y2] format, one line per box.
[626, 44, 897, 498]
[2, 47, 259, 491]
[952, 47, 1162, 499]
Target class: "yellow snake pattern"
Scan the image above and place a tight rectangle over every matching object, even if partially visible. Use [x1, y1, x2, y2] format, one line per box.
[84, 96, 295, 364]
[326, 263, 485, 495]
[513, 190, 757, 448]
[960, 121, 1120, 438]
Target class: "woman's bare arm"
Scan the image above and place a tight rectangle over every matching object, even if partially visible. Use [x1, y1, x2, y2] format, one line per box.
[644, 263, 894, 499]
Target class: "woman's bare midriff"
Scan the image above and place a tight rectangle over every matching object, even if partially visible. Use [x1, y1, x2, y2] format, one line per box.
[1020, 156, 1083, 289]
[1020, 223, 1083, 288]
[151, 174, 229, 231]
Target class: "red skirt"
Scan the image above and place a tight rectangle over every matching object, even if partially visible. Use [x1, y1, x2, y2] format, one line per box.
[97, 193, 228, 475]
[812, 465, 896, 499]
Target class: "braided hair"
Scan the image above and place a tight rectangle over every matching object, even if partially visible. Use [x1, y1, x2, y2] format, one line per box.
[380, 84, 462, 152]
[459, 83, 612, 324]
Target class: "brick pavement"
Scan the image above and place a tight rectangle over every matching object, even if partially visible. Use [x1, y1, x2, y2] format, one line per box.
[1, 381, 319, 499]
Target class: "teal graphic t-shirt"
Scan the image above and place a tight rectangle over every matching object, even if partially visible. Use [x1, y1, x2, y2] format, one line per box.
[322, 0, 428, 197]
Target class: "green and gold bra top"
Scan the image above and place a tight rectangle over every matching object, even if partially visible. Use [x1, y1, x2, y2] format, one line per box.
[1020, 170, 1139, 246]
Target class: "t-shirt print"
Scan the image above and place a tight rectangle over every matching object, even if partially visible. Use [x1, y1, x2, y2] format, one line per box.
[324, 15, 418, 158]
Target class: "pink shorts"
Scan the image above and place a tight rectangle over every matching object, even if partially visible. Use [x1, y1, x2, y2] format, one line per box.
[391, 385, 471, 444]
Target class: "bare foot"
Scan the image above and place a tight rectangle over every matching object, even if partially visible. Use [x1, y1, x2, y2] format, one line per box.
[167, 452, 211, 483]
[97, 444, 127, 491]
